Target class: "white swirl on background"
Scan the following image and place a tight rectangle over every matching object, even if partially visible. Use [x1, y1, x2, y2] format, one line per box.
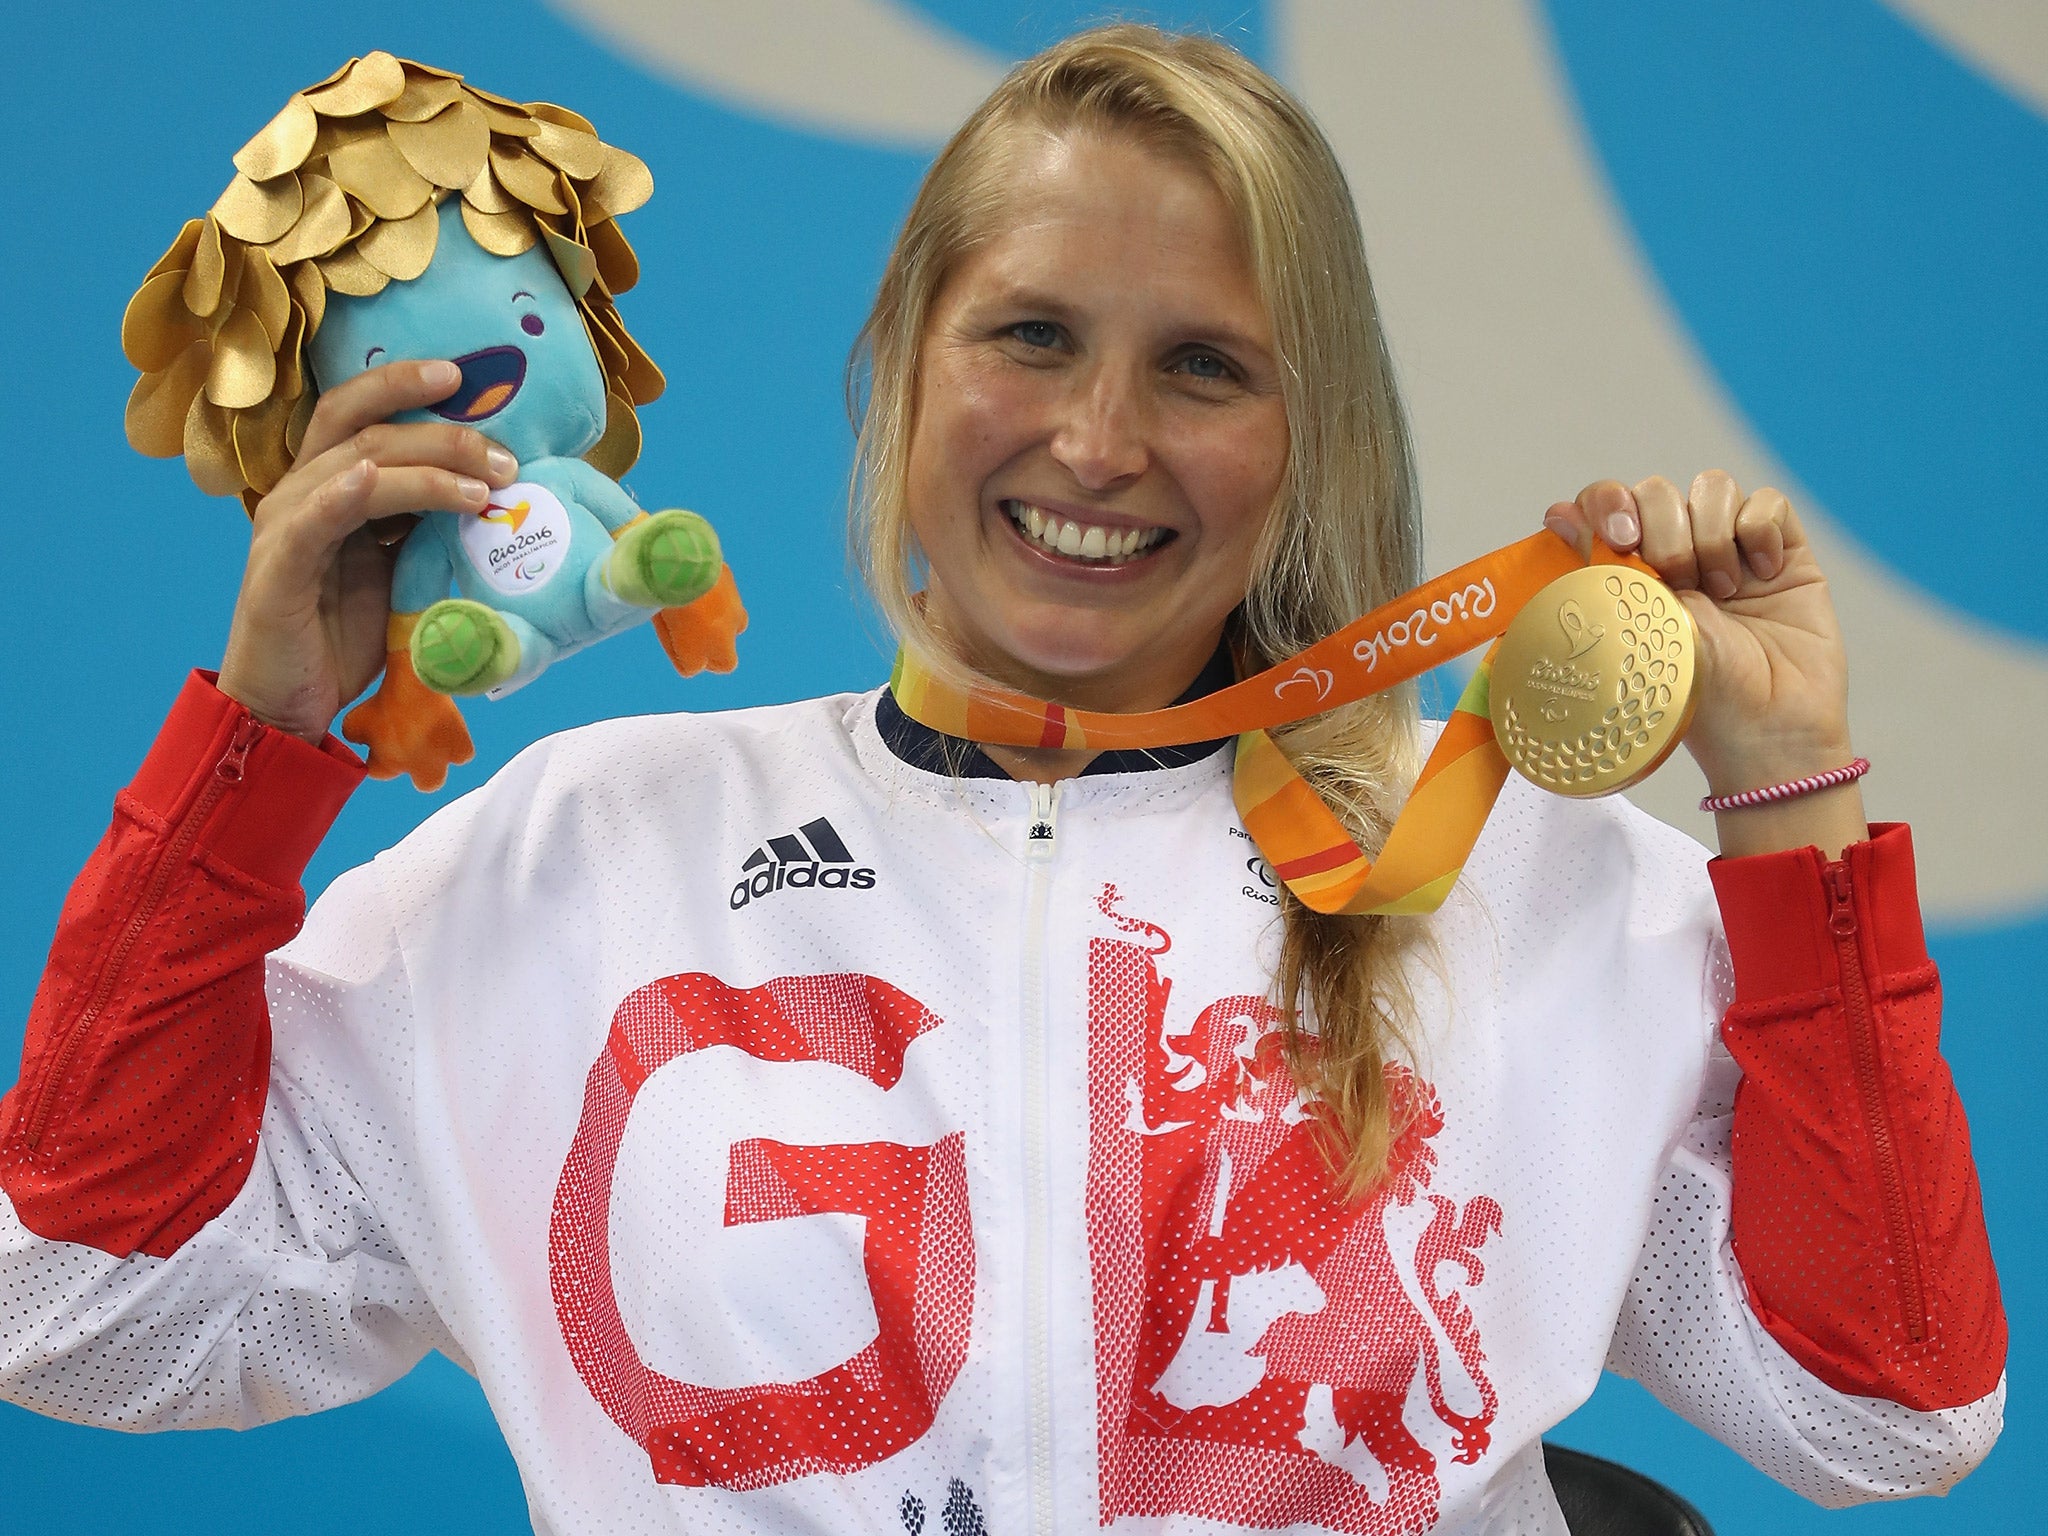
[1883, 0, 2048, 120]
[548, 0, 1002, 147]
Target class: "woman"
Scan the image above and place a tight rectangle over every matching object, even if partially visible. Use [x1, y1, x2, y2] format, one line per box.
[0, 25, 2003, 1535]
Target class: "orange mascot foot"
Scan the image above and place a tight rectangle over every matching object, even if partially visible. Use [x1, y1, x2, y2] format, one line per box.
[651, 564, 747, 677]
[342, 651, 477, 792]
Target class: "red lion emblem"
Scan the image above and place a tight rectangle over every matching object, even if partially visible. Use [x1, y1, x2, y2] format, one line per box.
[1087, 897, 1502, 1534]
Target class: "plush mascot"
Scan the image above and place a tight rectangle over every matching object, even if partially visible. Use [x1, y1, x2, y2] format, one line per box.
[120, 52, 747, 790]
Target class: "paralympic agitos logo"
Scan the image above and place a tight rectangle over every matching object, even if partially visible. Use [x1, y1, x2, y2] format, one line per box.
[730, 817, 877, 909]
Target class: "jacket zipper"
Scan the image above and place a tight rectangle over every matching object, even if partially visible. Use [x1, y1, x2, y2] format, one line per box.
[1020, 780, 1060, 1536]
[21, 717, 262, 1152]
[1827, 860, 1926, 1343]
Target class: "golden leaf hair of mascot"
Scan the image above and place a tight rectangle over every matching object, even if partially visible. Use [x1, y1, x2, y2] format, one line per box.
[121, 50, 663, 507]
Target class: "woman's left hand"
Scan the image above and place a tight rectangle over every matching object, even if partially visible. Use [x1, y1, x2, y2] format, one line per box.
[1543, 472, 1868, 858]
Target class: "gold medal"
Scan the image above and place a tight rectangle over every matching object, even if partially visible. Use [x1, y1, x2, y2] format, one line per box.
[1492, 565, 1698, 796]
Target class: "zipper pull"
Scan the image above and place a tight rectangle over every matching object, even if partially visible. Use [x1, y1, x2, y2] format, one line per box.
[1826, 861, 1857, 937]
[1025, 781, 1060, 862]
[216, 717, 264, 784]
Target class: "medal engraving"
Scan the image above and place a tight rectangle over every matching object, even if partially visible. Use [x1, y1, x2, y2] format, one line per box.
[1492, 566, 1698, 796]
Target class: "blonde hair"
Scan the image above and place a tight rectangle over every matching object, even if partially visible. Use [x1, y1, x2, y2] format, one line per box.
[851, 25, 1427, 1194]
[121, 51, 663, 512]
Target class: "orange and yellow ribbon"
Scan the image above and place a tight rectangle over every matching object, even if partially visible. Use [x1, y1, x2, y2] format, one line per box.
[889, 533, 1649, 916]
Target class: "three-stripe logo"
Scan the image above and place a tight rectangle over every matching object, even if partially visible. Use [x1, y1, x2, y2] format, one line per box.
[730, 817, 878, 909]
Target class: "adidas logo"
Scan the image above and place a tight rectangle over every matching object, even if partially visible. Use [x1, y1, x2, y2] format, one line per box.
[729, 817, 877, 910]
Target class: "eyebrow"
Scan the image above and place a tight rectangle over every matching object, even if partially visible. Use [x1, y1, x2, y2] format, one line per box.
[512, 290, 535, 301]
[983, 285, 1078, 322]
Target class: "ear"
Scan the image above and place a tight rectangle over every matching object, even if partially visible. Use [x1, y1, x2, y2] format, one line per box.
[541, 228, 597, 300]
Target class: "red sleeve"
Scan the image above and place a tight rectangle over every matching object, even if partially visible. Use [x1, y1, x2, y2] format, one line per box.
[0, 673, 363, 1259]
[1711, 822, 2005, 1412]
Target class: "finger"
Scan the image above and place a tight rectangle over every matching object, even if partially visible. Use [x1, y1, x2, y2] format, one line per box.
[1575, 480, 1640, 552]
[279, 420, 517, 508]
[245, 457, 382, 597]
[1635, 475, 1697, 590]
[346, 465, 499, 526]
[294, 358, 463, 464]
[1689, 470, 1743, 600]
[259, 462, 492, 590]
[1734, 486, 1791, 582]
[1542, 498, 1594, 560]
[1776, 488, 1812, 557]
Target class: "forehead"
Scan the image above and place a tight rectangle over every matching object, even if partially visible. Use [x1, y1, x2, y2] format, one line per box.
[948, 131, 1261, 315]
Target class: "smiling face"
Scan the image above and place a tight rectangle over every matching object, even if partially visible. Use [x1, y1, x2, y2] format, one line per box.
[904, 132, 1289, 714]
[307, 199, 607, 463]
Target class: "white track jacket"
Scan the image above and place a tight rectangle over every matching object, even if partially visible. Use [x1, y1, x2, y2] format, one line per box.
[0, 682, 2005, 1535]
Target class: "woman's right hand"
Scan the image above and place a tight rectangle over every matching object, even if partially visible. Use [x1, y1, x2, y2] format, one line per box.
[217, 360, 520, 744]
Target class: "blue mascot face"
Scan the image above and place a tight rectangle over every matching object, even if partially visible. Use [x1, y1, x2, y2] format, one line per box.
[307, 199, 606, 463]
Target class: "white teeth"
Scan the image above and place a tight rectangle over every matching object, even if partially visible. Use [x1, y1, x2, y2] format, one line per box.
[1004, 500, 1165, 564]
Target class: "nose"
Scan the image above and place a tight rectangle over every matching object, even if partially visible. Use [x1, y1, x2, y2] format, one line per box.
[1048, 362, 1149, 491]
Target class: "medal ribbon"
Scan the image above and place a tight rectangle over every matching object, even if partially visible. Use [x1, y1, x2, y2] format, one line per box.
[889, 533, 1650, 916]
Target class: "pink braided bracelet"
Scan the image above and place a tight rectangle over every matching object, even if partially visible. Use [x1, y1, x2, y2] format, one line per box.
[1700, 757, 1870, 814]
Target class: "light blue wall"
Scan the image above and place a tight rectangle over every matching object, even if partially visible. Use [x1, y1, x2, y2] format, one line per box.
[1, 3, 2035, 1530]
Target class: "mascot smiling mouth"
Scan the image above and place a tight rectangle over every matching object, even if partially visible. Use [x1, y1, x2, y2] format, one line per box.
[432, 346, 528, 422]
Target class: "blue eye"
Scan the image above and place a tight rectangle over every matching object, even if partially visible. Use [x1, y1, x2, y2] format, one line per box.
[1011, 321, 1059, 348]
[1181, 351, 1229, 379]
[364, 346, 386, 368]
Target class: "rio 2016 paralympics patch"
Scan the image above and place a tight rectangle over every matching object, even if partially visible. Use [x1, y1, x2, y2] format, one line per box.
[460, 480, 573, 597]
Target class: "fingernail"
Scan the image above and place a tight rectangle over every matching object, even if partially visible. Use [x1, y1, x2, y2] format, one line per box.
[485, 446, 518, 480]
[456, 476, 490, 503]
[425, 360, 461, 388]
[1704, 570, 1738, 600]
[1543, 512, 1574, 543]
[1752, 550, 1783, 580]
[1603, 511, 1638, 546]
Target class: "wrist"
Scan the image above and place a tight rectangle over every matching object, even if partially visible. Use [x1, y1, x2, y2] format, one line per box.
[1701, 757, 1869, 816]
[1713, 779, 1869, 862]
[214, 669, 334, 747]
[1694, 733, 1857, 801]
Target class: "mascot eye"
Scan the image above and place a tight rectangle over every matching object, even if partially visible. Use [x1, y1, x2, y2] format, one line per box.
[521, 314, 545, 337]
[364, 346, 386, 367]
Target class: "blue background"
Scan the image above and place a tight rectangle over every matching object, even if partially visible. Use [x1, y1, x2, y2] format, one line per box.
[1, 2, 2038, 1530]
